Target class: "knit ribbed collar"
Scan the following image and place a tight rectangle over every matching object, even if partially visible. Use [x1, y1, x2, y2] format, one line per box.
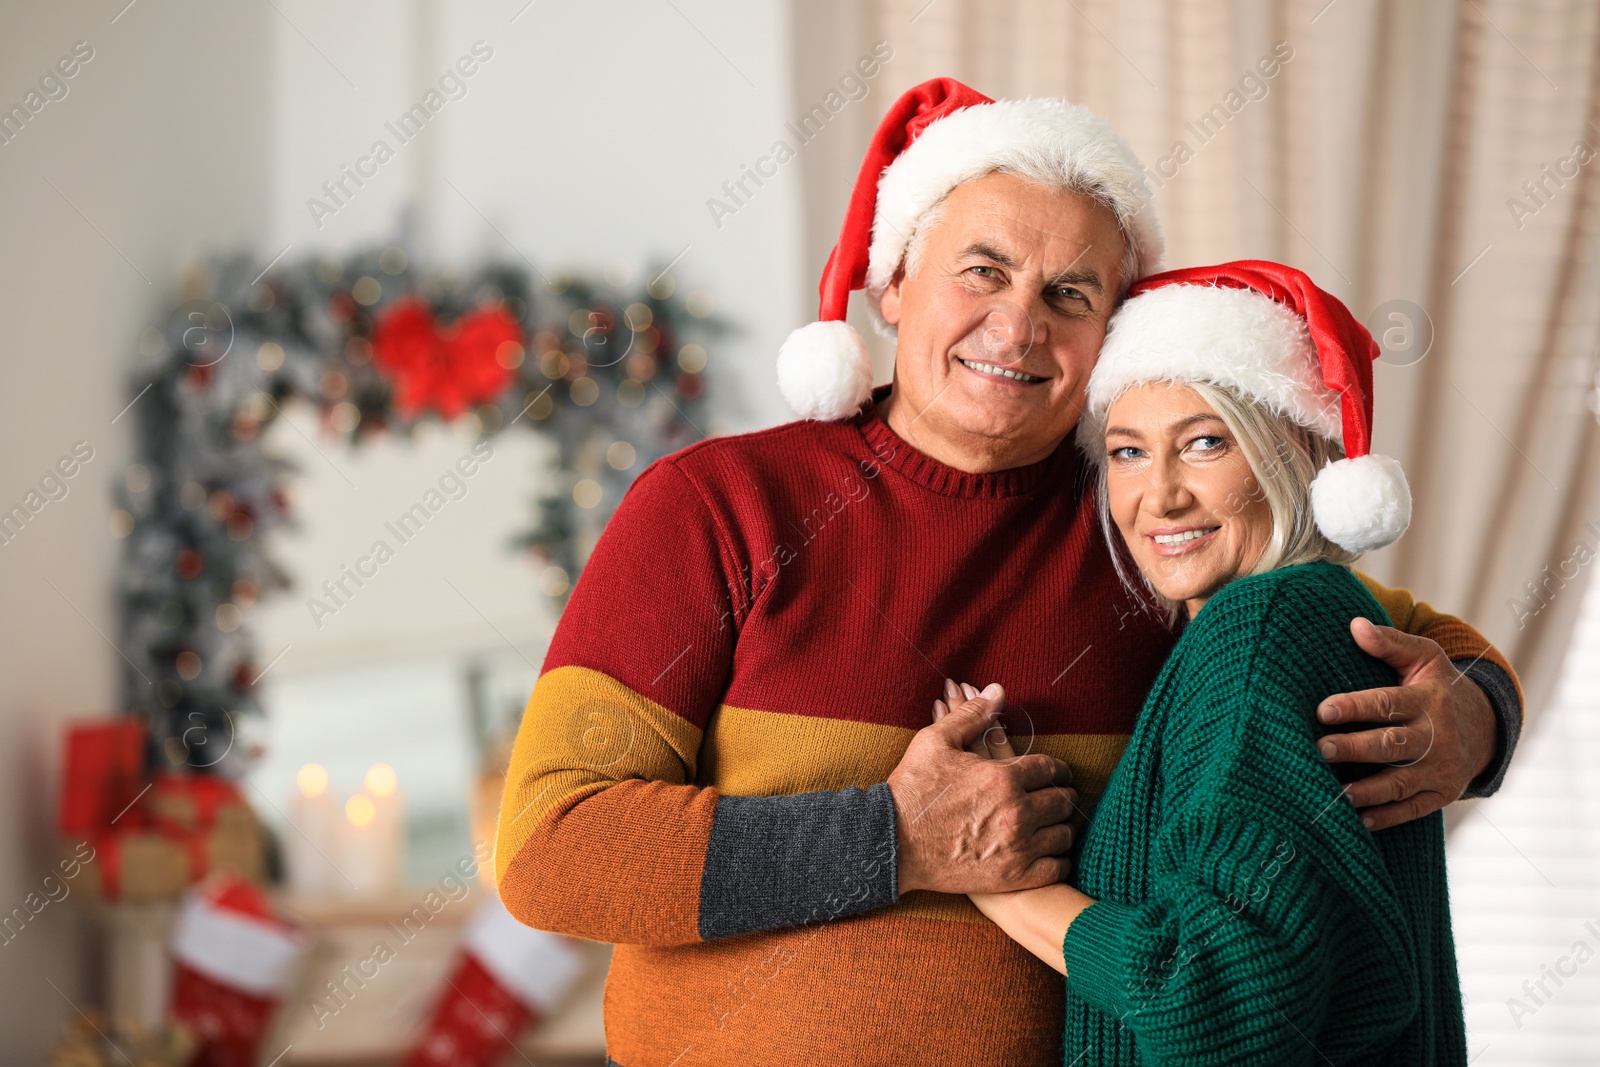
[851, 383, 1073, 499]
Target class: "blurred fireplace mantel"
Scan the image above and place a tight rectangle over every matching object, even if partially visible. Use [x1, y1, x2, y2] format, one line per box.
[93, 889, 609, 1066]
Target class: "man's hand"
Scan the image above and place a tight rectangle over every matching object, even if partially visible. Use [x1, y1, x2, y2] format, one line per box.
[937, 679, 1020, 759]
[888, 682, 1078, 895]
[1316, 617, 1497, 831]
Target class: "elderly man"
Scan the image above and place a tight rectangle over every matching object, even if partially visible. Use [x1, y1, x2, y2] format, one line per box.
[496, 78, 1521, 1066]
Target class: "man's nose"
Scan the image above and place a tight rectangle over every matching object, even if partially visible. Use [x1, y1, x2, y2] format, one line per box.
[970, 298, 1038, 365]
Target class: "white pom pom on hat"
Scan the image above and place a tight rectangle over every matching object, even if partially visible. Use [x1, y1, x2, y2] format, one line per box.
[777, 76, 1163, 422]
[1084, 259, 1411, 554]
[1310, 453, 1412, 554]
[776, 321, 873, 422]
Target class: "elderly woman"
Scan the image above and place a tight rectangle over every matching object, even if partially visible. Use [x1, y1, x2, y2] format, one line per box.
[941, 261, 1466, 1065]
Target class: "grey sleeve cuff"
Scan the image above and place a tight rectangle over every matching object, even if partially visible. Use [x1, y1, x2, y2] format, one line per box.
[697, 780, 900, 940]
[1455, 657, 1523, 799]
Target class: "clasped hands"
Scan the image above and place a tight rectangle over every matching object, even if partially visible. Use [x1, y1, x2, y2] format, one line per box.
[887, 679, 1074, 897]
[886, 622, 1499, 899]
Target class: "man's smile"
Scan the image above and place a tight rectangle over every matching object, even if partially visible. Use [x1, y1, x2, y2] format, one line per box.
[957, 357, 1048, 384]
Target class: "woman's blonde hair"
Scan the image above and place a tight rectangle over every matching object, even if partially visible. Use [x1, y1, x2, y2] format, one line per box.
[1079, 379, 1361, 626]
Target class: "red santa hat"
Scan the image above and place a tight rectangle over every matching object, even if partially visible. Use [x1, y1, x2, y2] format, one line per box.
[778, 76, 1163, 421]
[1083, 259, 1411, 554]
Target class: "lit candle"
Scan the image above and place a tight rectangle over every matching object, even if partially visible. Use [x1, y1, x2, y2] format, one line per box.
[364, 763, 405, 888]
[342, 792, 383, 895]
[287, 763, 339, 892]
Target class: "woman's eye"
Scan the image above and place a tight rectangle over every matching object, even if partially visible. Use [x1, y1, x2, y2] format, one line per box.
[1188, 435, 1226, 453]
[1108, 446, 1144, 461]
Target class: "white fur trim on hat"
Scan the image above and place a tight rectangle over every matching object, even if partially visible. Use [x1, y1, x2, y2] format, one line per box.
[1086, 283, 1343, 442]
[777, 319, 874, 421]
[863, 98, 1163, 334]
[1311, 454, 1412, 553]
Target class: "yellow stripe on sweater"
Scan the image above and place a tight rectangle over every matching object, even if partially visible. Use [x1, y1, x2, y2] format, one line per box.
[700, 701, 1129, 805]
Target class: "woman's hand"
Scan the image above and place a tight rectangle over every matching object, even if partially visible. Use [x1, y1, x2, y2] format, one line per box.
[934, 679, 1017, 760]
[928, 679, 1092, 971]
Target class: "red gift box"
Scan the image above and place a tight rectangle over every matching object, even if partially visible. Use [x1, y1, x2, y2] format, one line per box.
[62, 757, 266, 902]
[58, 719, 147, 835]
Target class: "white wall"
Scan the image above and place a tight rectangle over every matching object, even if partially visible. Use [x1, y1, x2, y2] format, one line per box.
[250, 0, 805, 669]
[268, 0, 804, 433]
[0, 2, 275, 1058]
[0, 1, 803, 1056]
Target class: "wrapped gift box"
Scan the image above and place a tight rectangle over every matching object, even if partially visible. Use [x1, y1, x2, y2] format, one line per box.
[58, 719, 147, 836]
[57, 720, 267, 903]
[148, 771, 246, 832]
[69, 832, 189, 903]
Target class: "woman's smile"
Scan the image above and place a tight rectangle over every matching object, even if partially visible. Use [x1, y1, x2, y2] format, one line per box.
[1144, 524, 1222, 557]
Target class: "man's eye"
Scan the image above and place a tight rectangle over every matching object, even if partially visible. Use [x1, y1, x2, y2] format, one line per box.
[968, 265, 998, 278]
[1053, 286, 1087, 302]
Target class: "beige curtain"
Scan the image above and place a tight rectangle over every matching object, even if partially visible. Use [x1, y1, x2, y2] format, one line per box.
[791, 0, 1600, 728]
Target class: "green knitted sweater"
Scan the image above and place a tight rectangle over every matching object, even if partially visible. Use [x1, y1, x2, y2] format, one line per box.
[1060, 562, 1467, 1065]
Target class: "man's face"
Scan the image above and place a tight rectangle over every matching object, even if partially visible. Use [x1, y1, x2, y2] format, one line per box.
[879, 171, 1127, 465]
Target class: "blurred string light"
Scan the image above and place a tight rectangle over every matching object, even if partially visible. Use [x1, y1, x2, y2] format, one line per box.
[297, 762, 329, 797]
[365, 763, 398, 797]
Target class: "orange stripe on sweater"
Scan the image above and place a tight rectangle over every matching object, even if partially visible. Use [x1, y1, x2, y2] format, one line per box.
[499, 777, 716, 945]
[601, 910, 1067, 1067]
[497, 664, 706, 878]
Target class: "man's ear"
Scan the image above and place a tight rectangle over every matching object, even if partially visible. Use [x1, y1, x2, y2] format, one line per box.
[879, 265, 905, 326]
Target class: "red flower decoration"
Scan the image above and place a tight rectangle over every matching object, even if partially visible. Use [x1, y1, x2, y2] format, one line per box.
[371, 297, 523, 419]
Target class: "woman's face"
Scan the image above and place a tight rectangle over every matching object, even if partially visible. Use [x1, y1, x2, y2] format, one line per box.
[1103, 382, 1274, 618]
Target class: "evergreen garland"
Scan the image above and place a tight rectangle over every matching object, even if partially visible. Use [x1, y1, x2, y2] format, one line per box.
[112, 248, 721, 775]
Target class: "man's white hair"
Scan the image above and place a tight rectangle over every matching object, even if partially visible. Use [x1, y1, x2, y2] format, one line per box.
[861, 97, 1163, 337]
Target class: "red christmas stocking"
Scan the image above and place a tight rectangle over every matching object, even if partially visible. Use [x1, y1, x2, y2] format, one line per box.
[168, 873, 304, 1067]
[404, 896, 583, 1067]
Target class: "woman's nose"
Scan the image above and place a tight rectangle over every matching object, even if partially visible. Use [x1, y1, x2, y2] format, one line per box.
[1144, 461, 1192, 514]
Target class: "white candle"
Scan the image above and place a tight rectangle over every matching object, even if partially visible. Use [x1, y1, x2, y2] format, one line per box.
[342, 793, 384, 896]
[364, 763, 405, 888]
[287, 763, 339, 892]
